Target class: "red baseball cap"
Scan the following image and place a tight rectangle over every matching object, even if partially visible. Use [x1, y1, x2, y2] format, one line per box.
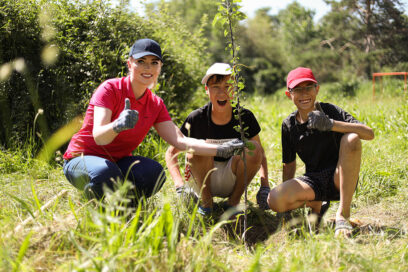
[286, 67, 317, 90]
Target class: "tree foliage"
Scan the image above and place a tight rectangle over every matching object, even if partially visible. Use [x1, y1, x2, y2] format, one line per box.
[322, 0, 408, 75]
[0, 0, 208, 147]
[162, 0, 408, 94]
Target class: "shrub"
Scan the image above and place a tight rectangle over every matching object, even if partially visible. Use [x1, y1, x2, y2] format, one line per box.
[0, 0, 208, 149]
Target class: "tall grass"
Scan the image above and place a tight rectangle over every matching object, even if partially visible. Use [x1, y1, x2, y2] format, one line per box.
[0, 82, 407, 271]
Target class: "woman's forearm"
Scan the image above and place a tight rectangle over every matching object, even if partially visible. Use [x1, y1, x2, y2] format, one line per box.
[93, 123, 118, 145]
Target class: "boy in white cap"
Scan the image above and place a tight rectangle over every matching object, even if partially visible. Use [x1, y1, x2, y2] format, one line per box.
[267, 67, 374, 237]
[165, 63, 270, 215]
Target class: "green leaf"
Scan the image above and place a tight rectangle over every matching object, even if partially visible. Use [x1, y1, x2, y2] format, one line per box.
[31, 181, 42, 214]
[212, 13, 221, 27]
[245, 141, 256, 150]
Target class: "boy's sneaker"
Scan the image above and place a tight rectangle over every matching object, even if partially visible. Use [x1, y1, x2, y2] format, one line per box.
[176, 185, 198, 204]
[197, 206, 213, 217]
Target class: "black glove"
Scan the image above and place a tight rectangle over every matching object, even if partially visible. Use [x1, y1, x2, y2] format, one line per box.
[307, 102, 333, 131]
[113, 98, 139, 133]
[256, 186, 270, 210]
[307, 111, 333, 131]
[216, 139, 245, 158]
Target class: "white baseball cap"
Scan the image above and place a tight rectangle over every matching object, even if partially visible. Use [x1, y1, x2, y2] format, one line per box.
[201, 63, 232, 85]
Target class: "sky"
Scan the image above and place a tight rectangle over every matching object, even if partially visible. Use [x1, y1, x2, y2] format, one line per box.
[127, 0, 408, 21]
[239, 0, 408, 21]
[240, 0, 330, 21]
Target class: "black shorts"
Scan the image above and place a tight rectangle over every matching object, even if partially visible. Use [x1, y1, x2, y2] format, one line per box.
[297, 167, 340, 201]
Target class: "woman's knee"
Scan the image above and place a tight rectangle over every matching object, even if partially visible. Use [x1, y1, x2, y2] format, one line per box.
[147, 161, 166, 192]
[341, 133, 362, 152]
[148, 169, 166, 196]
[64, 156, 121, 199]
[125, 157, 166, 197]
[87, 163, 123, 199]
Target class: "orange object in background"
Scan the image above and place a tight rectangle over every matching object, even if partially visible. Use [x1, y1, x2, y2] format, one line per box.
[372, 72, 407, 98]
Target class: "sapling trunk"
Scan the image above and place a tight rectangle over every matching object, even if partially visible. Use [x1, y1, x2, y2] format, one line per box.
[223, 0, 248, 243]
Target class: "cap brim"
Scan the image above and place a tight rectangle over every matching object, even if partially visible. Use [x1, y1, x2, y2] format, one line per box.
[288, 78, 317, 89]
[201, 71, 232, 85]
[131, 52, 162, 61]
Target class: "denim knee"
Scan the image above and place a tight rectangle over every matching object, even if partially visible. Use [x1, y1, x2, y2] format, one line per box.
[63, 156, 123, 200]
[117, 156, 166, 198]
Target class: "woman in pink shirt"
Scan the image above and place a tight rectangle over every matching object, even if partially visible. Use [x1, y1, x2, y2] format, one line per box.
[63, 39, 243, 203]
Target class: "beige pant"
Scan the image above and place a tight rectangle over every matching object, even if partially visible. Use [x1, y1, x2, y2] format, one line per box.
[186, 157, 236, 198]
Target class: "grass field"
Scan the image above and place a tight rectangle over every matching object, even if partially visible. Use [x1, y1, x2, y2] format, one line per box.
[0, 80, 407, 271]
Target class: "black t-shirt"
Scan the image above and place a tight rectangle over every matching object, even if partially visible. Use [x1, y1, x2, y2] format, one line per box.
[281, 102, 361, 172]
[180, 102, 261, 161]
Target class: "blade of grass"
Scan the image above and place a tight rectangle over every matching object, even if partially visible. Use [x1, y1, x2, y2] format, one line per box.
[68, 196, 79, 224]
[12, 232, 32, 272]
[6, 193, 35, 219]
[31, 181, 43, 214]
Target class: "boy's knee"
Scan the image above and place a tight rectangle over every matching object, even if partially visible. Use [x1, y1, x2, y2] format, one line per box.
[267, 189, 287, 213]
[187, 153, 212, 165]
[341, 133, 362, 152]
[245, 140, 263, 165]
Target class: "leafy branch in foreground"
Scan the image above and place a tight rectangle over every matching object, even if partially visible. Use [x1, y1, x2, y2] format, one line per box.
[213, 0, 250, 242]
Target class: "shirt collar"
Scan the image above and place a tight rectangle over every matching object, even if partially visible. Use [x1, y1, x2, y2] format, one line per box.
[125, 76, 151, 105]
[207, 102, 236, 126]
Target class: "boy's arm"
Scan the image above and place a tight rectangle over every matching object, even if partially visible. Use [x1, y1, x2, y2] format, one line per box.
[331, 121, 374, 140]
[282, 160, 296, 182]
[250, 135, 269, 187]
[165, 146, 184, 188]
[155, 121, 243, 157]
[308, 102, 374, 140]
[259, 154, 269, 187]
[251, 135, 270, 209]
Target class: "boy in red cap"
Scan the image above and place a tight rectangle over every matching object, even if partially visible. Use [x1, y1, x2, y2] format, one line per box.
[267, 67, 374, 237]
[166, 63, 270, 216]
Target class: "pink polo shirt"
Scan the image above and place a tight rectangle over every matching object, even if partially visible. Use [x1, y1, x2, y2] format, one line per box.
[63, 76, 171, 162]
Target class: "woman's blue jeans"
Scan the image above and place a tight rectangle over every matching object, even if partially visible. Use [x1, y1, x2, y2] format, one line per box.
[63, 155, 166, 200]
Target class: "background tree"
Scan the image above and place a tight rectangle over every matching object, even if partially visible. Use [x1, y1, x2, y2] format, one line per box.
[277, 2, 318, 68]
[322, 0, 408, 77]
[159, 0, 228, 62]
[237, 8, 285, 94]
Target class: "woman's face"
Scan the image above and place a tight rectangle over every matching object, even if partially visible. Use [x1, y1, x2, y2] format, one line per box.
[127, 55, 162, 88]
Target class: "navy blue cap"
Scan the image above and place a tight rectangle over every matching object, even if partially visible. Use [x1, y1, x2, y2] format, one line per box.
[129, 38, 162, 61]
